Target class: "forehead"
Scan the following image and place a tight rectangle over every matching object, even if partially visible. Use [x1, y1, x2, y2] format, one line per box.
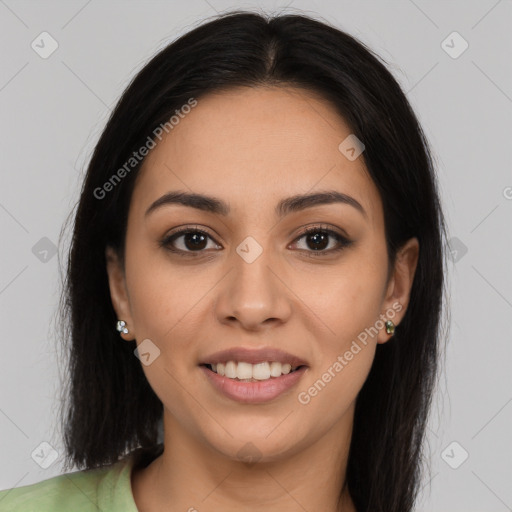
[132, 86, 382, 225]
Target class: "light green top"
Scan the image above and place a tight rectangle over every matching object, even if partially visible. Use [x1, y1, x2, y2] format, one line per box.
[0, 455, 140, 512]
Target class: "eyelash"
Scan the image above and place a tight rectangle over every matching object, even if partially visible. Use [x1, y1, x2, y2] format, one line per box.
[160, 224, 352, 258]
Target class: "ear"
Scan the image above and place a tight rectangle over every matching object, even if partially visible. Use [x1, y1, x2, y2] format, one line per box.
[105, 246, 136, 340]
[377, 237, 419, 344]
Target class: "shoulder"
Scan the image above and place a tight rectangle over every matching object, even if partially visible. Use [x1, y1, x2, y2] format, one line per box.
[0, 456, 137, 512]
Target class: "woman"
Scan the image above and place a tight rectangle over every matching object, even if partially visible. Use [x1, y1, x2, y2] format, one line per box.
[0, 10, 447, 512]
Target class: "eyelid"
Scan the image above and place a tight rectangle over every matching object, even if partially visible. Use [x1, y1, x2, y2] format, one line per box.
[291, 223, 350, 241]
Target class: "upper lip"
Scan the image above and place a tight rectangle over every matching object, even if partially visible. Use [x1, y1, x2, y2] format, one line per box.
[200, 347, 309, 367]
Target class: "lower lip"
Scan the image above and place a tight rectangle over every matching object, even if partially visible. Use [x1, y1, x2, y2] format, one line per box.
[200, 365, 307, 404]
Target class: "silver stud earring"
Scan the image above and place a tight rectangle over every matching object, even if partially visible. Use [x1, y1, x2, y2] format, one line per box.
[116, 320, 129, 335]
[385, 320, 395, 335]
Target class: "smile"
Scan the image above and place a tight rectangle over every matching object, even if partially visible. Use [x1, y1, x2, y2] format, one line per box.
[200, 363, 308, 404]
[206, 361, 302, 381]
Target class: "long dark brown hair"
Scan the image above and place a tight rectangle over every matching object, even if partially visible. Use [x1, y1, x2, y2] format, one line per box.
[58, 10, 448, 512]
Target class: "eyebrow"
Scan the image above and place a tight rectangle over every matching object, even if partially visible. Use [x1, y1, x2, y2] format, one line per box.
[145, 189, 367, 219]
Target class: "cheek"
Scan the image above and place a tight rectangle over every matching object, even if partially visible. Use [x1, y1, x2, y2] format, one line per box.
[124, 242, 196, 344]
[123, 247, 204, 420]
[298, 254, 386, 347]
[294, 277, 381, 428]
[292, 251, 386, 408]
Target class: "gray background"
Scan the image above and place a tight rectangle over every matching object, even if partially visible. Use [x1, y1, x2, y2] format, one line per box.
[0, 1, 511, 511]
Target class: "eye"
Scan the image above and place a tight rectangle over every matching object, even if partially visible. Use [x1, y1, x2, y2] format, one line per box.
[290, 225, 352, 256]
[160, 226, 221, 255]
[160, 224, 352, 257]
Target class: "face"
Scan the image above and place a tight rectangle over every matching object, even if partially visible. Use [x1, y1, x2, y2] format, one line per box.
[107, 86, 418, 463]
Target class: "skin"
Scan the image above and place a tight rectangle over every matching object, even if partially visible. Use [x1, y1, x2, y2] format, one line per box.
[106, 85, 419, 512]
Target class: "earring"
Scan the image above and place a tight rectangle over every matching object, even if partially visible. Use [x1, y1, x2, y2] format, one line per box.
[116, 320, 129, 335]
[385, 320, 395, 335]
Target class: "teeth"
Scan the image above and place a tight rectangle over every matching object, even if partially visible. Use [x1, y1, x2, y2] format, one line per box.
[225, 361, 237, 379]
[238, 361, 253, 379]
[208, 361, 299, 381]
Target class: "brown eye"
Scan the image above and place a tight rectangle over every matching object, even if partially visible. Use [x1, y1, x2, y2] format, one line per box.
[304, 231, 329, 250]
[160, 228, 221, 255]
[180, 232, 208, 251]
[291, 226, 352, 256]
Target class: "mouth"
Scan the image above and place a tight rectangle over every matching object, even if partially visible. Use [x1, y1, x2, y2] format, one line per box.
[200, 361, 307, 382]
[198, 347, 309, 403]
[199, 361, 309, 404]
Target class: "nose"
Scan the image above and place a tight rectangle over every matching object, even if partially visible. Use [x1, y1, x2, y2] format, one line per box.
[213, 245, 292, 332]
